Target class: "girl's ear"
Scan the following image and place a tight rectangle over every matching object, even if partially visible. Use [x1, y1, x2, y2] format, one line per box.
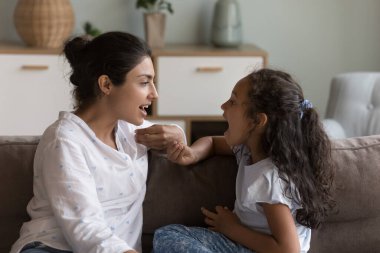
[257, 113, 268, 128]
[248, 113, 267, 132]
[98, 75, 112, 95]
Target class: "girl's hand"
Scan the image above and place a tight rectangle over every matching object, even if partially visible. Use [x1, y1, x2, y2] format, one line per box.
[201, 206, 241, 235]
[167, 142, 198, 165]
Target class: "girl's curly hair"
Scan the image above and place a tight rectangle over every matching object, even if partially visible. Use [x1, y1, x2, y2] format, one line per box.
[246, 69, 335, 228]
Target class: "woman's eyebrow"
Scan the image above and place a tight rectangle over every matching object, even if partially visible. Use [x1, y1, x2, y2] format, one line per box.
[137, 74, 154, 79]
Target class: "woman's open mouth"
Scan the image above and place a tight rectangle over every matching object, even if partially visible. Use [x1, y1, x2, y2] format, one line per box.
[139, 104, 150, 116]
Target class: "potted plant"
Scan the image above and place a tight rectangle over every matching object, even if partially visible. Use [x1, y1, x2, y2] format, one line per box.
[135, 0, 174, 48]
[136, 0, 173, 13]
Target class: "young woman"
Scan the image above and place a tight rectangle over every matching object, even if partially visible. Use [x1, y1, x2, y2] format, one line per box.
[153, 69, 335, 253]
[11, 32, 185, 253]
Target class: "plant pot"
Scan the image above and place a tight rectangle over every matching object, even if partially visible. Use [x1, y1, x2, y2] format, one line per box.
[13, 0, 75, 48]
[144, 12, 166, 49]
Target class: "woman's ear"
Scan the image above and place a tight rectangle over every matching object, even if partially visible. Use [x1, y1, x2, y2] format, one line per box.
[98, 75, 112, 95]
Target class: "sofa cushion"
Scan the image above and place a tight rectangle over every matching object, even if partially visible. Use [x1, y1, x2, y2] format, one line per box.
[0, 136, 39, 253]
[309, 135, 380, 253]
[142, 150, 238, 251]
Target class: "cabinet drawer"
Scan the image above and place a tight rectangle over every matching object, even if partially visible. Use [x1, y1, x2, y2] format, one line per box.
[156, 56, 263, 116]
[0, 54, 72, 135]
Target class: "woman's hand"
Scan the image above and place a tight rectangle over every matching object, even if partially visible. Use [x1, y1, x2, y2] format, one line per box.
[166, 142, 198, 165]
[201, 206, 241, 235]
[135, 124, 185, 150]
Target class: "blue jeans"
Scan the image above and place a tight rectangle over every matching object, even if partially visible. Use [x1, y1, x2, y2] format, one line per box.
[153, 224, 254, 253]
[20, 242, 72, 253]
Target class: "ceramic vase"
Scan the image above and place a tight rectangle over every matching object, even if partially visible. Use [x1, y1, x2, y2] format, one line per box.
[211, 0, 242, 48]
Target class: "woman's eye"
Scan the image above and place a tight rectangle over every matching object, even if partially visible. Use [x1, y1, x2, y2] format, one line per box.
[140, 82, 149, 87]
[228, 99, 236, 105]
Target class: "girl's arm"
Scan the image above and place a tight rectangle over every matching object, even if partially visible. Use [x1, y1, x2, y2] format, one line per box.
[167, 136, 233, 165]
[202, 204, 300, 253]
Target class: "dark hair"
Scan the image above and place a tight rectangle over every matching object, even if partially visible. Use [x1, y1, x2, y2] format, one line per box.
[63, 32, 152, 109]
[246, 69, 335, 229]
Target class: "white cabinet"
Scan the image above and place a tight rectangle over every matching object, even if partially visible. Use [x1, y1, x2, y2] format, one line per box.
[0, 54, 72, 135]
[0, 43, 267, 141]
[156, 56, 263, 116]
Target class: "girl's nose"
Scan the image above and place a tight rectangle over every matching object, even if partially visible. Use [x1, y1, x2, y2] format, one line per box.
[221, 101, 227, 111]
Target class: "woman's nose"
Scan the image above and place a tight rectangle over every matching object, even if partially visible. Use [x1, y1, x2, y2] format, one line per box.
[150, 84, 159, 99]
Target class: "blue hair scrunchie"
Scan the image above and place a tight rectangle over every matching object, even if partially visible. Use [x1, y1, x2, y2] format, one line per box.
[300, 99, 313, 119]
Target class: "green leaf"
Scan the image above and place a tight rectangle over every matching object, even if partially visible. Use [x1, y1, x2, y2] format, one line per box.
[83, 21, 102, 37]
[136, 0, 173, 14]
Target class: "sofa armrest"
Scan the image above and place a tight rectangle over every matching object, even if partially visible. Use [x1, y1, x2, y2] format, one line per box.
[322, 119, 346, 139]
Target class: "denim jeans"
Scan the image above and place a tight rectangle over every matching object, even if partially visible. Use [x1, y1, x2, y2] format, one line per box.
[20, 242, 72, 253]
[153, 224, 254, 253]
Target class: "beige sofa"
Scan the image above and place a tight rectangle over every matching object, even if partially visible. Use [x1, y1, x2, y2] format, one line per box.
[1, 135, 380, 253]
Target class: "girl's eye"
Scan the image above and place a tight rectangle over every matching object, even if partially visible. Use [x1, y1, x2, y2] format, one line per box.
[228, 99, 236, 105]
[140, 82, 149, 87]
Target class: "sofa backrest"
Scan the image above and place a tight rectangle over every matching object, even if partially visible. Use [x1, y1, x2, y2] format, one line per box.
[1, 135, 380, 253]
[0, 136, 39, 253]
[309, 135, 380, 253]
[141, 150, 238, 251]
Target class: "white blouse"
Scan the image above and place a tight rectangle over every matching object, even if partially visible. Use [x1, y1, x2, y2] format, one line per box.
[233, 145, 311, 253]
[11, 112, 155, 253]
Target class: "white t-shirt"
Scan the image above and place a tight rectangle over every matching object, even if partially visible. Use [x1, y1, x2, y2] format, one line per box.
[11, 112, 154, 253]
[233, 145, 311, 253]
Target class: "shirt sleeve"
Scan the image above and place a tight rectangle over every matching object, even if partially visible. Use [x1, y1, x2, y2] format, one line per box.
[40, 138, 133, 253]
[244, 169, 298, 212]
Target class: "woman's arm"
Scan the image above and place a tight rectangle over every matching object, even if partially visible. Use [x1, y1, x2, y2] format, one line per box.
[135, 124, 186, 150]
[41, 139, 135, 253]
[202, 204, 300, 253]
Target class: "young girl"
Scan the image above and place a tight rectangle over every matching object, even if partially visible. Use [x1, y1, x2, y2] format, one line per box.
[153, 69, 335, 253]
[11, 32, 185, 253]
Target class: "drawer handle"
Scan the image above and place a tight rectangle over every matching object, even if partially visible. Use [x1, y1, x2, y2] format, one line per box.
[196, 67, 223, 73]
[21, 65, 49, 71]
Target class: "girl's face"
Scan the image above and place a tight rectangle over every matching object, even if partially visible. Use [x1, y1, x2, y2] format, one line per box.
[221, 77, 253, 146]
[108, 56, 158, 125]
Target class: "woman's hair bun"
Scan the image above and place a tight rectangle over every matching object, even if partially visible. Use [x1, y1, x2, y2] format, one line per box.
[63, 36, 91, 87]
[63, 36, 90, 66]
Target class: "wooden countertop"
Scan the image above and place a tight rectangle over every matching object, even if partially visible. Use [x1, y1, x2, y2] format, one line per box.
[152, 43, 268, 57]
[0, 41, 63, 55]
[0, 41, 267, 58]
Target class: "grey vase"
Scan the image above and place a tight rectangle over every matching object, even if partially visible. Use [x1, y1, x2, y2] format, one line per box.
[211, 0, 242, 48]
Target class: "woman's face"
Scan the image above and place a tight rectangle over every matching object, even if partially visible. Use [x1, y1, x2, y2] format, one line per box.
[221, 76, 253, 146]
[108, 56, 158, 125]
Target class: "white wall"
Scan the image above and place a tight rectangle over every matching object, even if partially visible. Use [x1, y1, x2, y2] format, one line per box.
[1, 0, 380, 116]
